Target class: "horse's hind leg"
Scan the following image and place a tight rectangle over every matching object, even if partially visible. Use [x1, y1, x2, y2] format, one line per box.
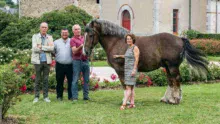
[161, 66, 182, 104]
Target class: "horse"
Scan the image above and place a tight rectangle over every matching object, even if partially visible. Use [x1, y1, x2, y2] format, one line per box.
[83, 19, 208, 104]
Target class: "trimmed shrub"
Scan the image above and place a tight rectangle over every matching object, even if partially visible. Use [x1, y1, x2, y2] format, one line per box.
[136, 61, 220, 86]
[182, 29, 220, 40]
[190, 39, 220, 55]
[197, 34, 220, 40]
[181, 30, 200, 39]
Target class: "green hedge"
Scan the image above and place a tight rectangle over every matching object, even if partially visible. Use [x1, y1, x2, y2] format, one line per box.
[136, 61, 220, 86]
[0, 5, 92, 49]
[190, 39, 220, 55]
[197, 34, 220, 40]
[0, 1, 6, 7]
[183, 29, 220, 40]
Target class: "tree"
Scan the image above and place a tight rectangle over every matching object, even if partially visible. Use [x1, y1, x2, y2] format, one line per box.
[5, 0, 14, 5]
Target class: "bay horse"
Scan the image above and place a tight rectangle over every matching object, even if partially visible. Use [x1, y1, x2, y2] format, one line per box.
[83, 19, 208, 104]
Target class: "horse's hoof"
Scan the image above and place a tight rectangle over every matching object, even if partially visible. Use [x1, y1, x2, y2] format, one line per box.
[160, 97, 168, 103]
[167, 97, 180, 105]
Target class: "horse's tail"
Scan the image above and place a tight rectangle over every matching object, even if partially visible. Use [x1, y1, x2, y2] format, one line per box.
[181, 37, 209, 73]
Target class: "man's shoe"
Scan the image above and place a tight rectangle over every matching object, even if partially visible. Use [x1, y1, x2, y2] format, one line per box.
[44, 97, 51, 103]
[33, 97, 39, 103]
[83, 97, 90, 101]
[72, 98, 78, 103]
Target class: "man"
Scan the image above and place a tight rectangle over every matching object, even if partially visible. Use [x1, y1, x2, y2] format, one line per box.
[70, 24, 90, 102]
[31, 22, 54, 103]
[54, 29, 73, 101]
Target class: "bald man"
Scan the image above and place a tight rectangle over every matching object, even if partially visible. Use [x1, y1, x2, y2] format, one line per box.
[31, 22, 54, 103]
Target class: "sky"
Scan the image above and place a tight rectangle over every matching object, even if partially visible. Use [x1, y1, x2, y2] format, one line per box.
[12, 0, 17, 4]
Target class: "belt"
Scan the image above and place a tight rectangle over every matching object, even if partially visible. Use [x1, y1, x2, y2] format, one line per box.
[56, 62, 72, 65]
[40, 61, 47, 64]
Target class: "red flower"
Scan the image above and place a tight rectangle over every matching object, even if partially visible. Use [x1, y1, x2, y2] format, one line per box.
[17, 64, 21, 69]
[110, 74, 117, 80]
[162, 68, 167, 73]
[20, 85, 27, 93]
[104, 79, 110, 84]
[94, 82, 99, 89]
[50, 60, 56, 67]
[25, 63, 29, 67]
[14, 69, 20, 73]
[139, 73, 145, 81]
[31, 74, 36, 80]
[146, 76, 153, 87]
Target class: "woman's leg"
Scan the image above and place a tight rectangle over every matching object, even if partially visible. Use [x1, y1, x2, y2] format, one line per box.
[130, 86, 135, 105]
[122, 85, 132, 105]
[123, 90, 131, 104]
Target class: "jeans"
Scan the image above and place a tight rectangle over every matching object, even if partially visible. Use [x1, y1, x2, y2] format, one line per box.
[71, 60, 90, 99]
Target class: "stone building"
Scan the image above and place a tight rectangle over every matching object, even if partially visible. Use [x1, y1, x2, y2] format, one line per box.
[19, 0, 100, 17]
[19, 0, 220, 34]
[100, 0, 220, 35]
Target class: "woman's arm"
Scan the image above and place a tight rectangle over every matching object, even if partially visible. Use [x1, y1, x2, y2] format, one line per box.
[131, 46, 140, 76]
[113, 55, 125, 58]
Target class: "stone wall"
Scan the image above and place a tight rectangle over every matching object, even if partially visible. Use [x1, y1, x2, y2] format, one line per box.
[20, 0, 74, 17]
[20, 0, 99, 18]
[77, 0, 100, 18]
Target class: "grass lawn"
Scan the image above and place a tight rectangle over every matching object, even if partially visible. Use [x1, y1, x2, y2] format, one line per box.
[90, 60, 109, 67]
[7, 83, 220, 124]
[208, 56, 220, 61]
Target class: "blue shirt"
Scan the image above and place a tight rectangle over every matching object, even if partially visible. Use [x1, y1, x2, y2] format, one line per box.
[40, 36, 47, 62]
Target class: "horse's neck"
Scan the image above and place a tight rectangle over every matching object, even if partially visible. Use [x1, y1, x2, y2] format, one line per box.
[99, 36, 127, 55]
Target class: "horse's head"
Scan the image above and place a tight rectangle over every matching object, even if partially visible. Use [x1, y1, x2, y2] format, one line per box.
[83, 20, 101, 56]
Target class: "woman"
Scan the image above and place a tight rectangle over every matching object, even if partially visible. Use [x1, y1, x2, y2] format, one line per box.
[113, 33, 140, 110]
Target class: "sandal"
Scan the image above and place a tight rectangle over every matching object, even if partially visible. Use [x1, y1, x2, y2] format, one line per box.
[127, 104, 135, 109]
[120, 105, 126, 110]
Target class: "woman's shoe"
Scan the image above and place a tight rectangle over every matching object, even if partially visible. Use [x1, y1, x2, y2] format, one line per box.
[127, 104, 135, 109]
[120, 105, 126, 110]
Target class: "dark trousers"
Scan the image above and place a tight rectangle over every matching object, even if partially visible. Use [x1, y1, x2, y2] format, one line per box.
[34, 63, 50, 98]
[56, 62, 73, 99]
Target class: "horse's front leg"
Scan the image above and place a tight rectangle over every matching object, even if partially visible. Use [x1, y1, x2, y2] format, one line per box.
[161, 67, 182, 104]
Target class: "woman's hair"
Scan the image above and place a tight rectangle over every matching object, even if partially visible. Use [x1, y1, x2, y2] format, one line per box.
[125, 33, 136, 44]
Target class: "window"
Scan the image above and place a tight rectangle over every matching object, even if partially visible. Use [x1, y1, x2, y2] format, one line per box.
[122, 10, 131, 31]
[173, 9, 179, 34]
[96, 0, 100, 4]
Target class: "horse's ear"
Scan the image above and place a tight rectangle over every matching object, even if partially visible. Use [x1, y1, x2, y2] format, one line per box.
[91, 19, 98, 28]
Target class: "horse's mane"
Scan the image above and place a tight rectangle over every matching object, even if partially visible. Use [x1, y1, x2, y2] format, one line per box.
[91, 19, 129, 38]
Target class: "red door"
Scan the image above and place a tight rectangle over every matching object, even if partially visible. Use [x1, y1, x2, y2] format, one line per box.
[122, 10, 131, 31]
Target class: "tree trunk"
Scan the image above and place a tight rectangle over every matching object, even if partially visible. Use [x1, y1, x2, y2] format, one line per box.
[0, 104, 2, 122]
